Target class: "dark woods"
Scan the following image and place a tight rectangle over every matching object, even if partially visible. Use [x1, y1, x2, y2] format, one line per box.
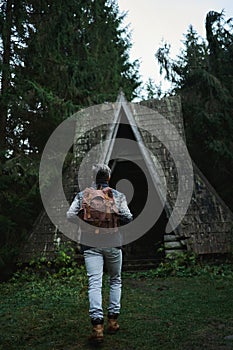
[155, 10, 233, 212]
[0, 2, 232, 278]
[0, 0, 140, 278]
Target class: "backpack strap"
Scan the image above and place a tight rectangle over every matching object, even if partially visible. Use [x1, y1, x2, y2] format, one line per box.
[82, 188, 93, 220]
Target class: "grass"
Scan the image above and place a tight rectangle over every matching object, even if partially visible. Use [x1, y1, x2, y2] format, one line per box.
[1, 269, 233, 350]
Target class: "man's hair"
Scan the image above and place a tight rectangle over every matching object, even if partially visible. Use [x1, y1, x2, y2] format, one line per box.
[92, 163, 111, 183]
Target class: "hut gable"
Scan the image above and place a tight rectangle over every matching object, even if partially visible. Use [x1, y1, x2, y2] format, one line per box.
[20, 94, 233, 263]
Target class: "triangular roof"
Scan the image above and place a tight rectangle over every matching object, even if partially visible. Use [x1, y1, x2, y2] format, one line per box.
[101, 92, 167, 207]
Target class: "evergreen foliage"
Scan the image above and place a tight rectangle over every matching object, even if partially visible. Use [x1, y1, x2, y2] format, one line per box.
[0, 0, 140, 274]
[2, 0, 140, 155]
[155, 10, 233, 210]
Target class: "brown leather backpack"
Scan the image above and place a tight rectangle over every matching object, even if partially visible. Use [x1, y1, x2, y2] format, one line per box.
[78, 187, 119, 234]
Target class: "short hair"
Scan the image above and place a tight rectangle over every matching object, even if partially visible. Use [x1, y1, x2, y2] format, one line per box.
[92, 163, 111, 183]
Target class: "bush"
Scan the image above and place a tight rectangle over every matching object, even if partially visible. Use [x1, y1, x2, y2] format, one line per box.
[12, 242, 87, 288]
[152, 251, 233, 278]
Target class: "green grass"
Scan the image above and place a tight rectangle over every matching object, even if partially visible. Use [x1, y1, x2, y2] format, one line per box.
[1, 271, 233, 350]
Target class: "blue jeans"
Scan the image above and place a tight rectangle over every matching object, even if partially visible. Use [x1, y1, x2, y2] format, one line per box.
[84, 247, 122, 320]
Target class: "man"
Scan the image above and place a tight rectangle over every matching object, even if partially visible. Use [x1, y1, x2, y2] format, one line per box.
[67, 163, 133, 345]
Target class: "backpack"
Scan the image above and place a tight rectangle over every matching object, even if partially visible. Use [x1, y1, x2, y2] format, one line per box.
[78, 186, 119, 234]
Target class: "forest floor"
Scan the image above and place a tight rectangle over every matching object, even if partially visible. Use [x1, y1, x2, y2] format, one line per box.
[1, 270, 233, 350]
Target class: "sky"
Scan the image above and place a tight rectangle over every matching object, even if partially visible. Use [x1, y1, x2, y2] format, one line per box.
[117, 0, 233, 94]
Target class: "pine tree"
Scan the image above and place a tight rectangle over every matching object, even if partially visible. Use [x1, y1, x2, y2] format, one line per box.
[1, 0, 140, 155]
[155, 11, 233, 209]
[0, 0, 140, 275]
[0, 0, 26, 156]
[5, 0, 140, 154]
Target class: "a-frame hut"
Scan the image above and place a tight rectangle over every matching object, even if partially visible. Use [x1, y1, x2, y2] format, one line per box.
[21, 93, 233, 267]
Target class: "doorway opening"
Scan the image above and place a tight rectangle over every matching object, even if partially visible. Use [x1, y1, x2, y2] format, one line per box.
[109, 159, 166, 261]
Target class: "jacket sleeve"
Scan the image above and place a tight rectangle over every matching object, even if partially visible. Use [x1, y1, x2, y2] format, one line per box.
[66, 192, 82, 224]
[118, 193, 133, 224]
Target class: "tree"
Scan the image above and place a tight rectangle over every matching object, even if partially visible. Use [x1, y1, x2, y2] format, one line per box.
[1, 0, 140, 154]
[1, 0, 140, 155]
[0, 0, 141, 276]
[155, 11, 233, 210]
[0, 0, 28, 156]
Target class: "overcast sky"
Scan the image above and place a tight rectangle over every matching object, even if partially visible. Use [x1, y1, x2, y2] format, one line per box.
[117, 0, 233, 93]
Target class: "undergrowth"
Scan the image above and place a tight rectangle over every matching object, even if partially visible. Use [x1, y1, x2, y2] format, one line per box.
[9, 244, 233, 285]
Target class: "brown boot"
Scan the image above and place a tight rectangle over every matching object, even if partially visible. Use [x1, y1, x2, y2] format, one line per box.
[107, 313, 120, 334]
[89, 318, 104, 345]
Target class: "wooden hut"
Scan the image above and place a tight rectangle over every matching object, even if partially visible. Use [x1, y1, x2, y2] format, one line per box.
[20, 93, 233, 267]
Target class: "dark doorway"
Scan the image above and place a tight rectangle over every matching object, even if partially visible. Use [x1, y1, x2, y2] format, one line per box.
[109, 159, 166, 261]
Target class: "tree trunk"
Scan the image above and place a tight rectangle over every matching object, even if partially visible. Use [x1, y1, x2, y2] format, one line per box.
[0, 0, 13, 156]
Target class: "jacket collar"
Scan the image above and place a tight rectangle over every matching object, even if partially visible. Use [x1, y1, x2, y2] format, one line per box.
[92, 182, 109, 189]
